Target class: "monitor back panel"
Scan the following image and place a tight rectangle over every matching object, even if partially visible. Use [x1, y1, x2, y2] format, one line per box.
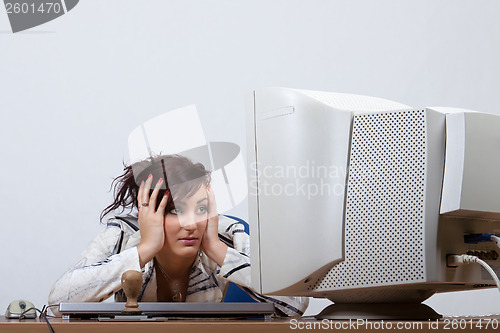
[308, 109, 445, 302]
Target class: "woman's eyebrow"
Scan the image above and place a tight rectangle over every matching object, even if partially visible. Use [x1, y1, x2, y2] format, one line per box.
[197, 198, 207, 204]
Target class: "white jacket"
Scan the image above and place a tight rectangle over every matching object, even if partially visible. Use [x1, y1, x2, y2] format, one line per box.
[48, 215, 308, 317]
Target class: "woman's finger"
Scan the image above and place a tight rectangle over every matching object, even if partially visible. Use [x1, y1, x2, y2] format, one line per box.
[157, 190, 170, 216]
[137, 180, 144, 208]
[149, 178, 163, 212]
[141, 174, 153, 206]
[207, 186, 218, 218]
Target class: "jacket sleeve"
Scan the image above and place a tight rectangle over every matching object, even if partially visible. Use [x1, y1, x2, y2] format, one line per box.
[216, 216, 309, 317]
[48, 222, 143, 306]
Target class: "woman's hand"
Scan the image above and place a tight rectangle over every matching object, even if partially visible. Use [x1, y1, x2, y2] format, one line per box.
[201, 186, 228, 266]
[136, 174, 169, 268]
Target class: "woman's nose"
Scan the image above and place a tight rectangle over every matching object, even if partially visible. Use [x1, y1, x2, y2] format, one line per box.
[179, 213, 197, 229]
[182, 220, 197, 231]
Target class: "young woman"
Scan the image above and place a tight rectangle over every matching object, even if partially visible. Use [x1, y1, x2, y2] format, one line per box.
[48, 155, 308, 317]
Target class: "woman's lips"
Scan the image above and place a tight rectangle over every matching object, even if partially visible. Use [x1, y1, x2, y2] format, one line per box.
[179, 237, 198, 245]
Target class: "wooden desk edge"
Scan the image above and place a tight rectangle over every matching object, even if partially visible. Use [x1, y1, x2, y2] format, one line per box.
[2, 316, 500, 333]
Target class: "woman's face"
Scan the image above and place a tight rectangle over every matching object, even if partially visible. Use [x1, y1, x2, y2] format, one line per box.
[162, 184, 208, 258]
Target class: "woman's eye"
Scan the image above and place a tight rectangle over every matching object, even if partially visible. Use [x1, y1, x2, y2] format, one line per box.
[197, 206, 207, 214]
[170, 208, 181, 215]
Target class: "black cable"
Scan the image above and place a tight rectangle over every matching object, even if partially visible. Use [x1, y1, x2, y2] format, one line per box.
[41, 304, 59, 318]
[19, 307, 55, 333]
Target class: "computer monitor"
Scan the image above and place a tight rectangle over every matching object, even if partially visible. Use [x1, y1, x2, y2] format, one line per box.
[246, 87, 500, 319]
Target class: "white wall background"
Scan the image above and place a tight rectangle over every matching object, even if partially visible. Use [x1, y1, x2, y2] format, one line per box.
[1, 0, 499, 317]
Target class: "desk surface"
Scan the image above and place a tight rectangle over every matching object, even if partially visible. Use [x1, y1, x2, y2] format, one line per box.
[2, 316, 500, 333]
